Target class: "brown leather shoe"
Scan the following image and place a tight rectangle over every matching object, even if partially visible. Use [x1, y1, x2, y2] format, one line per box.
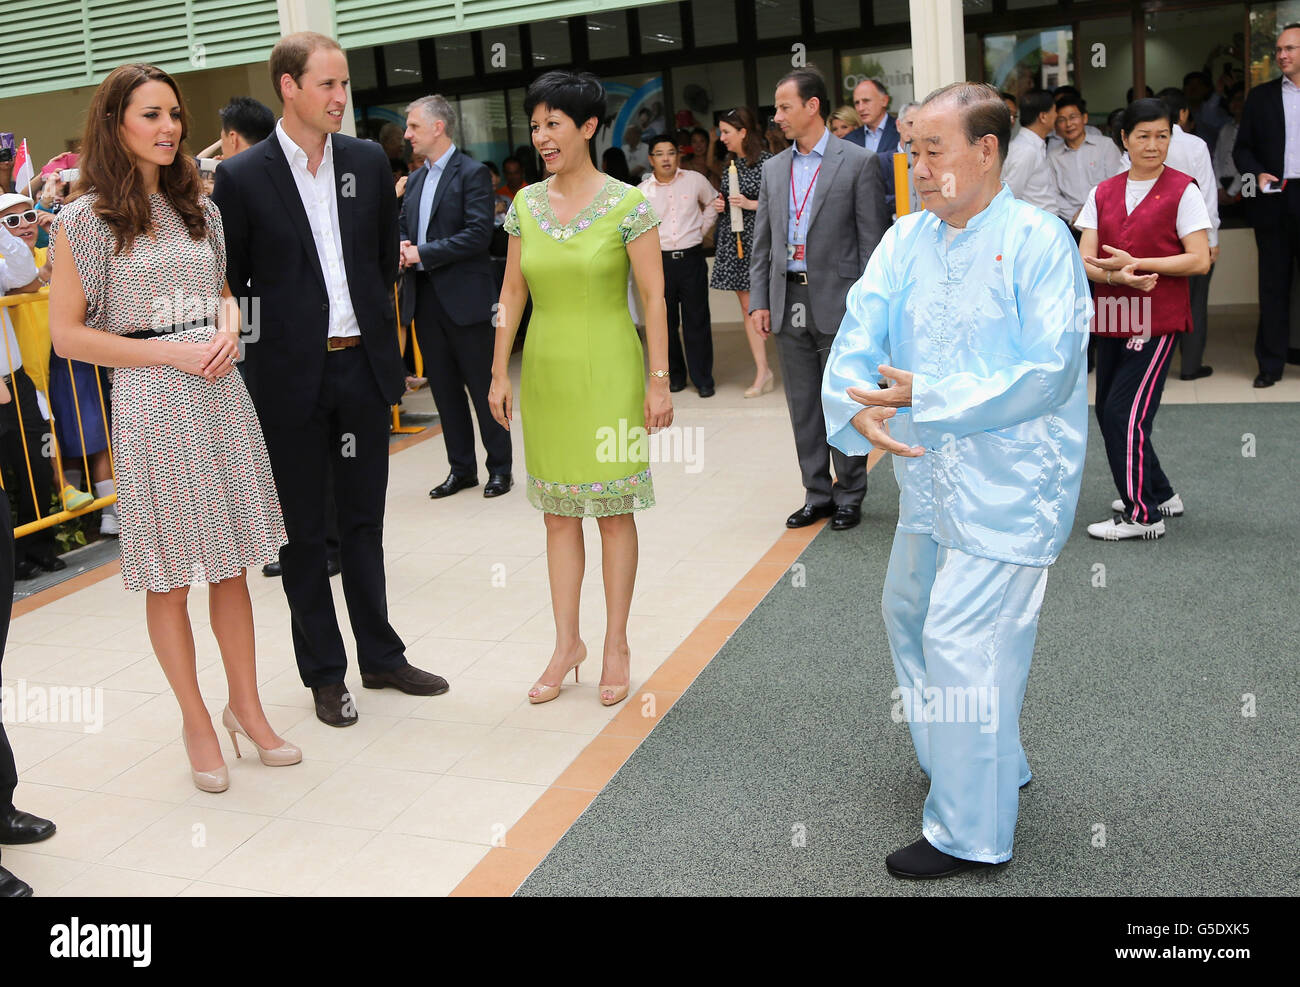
[311, 682, 358, 727]
[360, 663, 449, 696]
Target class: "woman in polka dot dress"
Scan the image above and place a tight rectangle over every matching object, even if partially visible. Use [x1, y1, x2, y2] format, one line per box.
[48, 64, 300, 794]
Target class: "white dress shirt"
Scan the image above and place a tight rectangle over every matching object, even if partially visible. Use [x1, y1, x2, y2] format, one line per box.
[1282, 77, 1300, 179]
[1116, 124, 1220, 247]
[1213, 118, 1242, 197]
[0, 226, 37, 375]
[1002, 128, 1060, 215]
[275, 119, 361, 338]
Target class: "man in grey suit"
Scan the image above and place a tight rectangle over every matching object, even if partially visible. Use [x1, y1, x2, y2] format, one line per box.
[750, 68, 889, 531]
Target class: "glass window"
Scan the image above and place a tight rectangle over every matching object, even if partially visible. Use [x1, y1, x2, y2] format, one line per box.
[673, 61, 749, 168]
[457, 92, 512, 168]
[481, 25, 523, 73]
[1146, 5, 1245, 151]
[756, 0, 801, 40]
[640, 3, 683, 52]
[692, 0, 737, 46]
[598, 71, 666, 176]
[756, 48, 834, 121]
[841, 47, 916, 110]
[349, 47, 378, 92]
[435, 33, 475, 78]
[1251, 3, 1300, 84]
[965, 33, 981, 84]
[530, 19, 571, 67]
[1007, 0, 1054, 9]
[814, 0, 859, 32]
[587, 11, 630, 60]
[985, 27, 1074, 96]
[873, 0, 909, 25]
[383, 41, 421, 88]
[961, 0, 993, 12]
[1074, 17, 1133, 123]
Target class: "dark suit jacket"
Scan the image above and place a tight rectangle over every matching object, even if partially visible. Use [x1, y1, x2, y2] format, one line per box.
[397, 149, 497, 327]
[211, 132, 404, 426]
[845, 114, 900, 154]
[1233, 78, 1289, 227]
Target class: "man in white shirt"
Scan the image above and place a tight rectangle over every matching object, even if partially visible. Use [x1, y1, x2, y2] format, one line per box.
[1049, 95, 1122, 228]
[640, 134, 720, 395]
[1003, 90, 1061, 215]
[622, 124, 650, 181]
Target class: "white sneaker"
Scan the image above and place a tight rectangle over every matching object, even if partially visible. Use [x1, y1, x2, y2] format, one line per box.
[100, 513, 119, 537]
[1110, 493, 1184, 517]
[1088, 516, 1166, 540]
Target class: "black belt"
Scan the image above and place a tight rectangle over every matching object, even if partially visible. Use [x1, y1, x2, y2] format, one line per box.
[123, 317, 214, 340]
[786, 272, 809, 285]
[663, 246, 702, 260]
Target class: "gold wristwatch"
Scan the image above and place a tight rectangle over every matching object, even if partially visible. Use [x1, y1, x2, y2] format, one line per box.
[649, 369, 669, 378]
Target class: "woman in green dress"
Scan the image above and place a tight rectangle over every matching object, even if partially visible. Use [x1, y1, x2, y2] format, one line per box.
[489, 71, 673, 708]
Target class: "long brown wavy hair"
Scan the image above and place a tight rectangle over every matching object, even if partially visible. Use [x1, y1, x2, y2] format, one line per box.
[72, 63, 206, 254]
[717, 106, 765, 166]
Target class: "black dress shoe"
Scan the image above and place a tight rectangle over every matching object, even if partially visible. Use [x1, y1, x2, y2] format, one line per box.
[786, 503, 835, 528]
[311, 683, 358, 727]
[669, 381, 686, 393]
[1253, 372, 1279, 388]
[263, 561, 282, 577]
[31, 552, 66, 573]
[0, 808, 56, 845]
[483, 474, 513, 498]
[886, 836, 993, 879]
[360, 663, 450, 696]
[1179, 365, 1213, 381]
[14, 559, 39, 581]
[698, 386, 716, 398]
[327, 555, 341, 577]
[831, 504, 861, 530]
[0, 866, 33, 897]
[429, 472, 479, 499]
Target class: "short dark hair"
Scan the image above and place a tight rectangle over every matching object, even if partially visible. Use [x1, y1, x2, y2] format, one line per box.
[524, 70, 606, 131]
[1123, 97, 1172, 137]
[1156, 86, 1189, 122]
[218, 96, 275, 144]
[1126, 85, 1155, 104]
[1055, 94, 1087, 116]
[1052, 84, 1081, 99]
[998, 91, 1017, 104]
[690, 126, 709, 140]
[922, 81, 1012, 163]
[502, 155, 523, 171]
[647, 134, 678, 155]
[1283, 21, 1300, 33]
[268, 31, 342, 103]
[776, 68, 830, 121]
[1183, 70, 1212, 90]
[1018, 89, 1055, 125]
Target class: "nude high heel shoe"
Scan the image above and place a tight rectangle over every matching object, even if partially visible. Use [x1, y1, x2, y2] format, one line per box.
[182, 732, 229, 793]
[222, 705, 303, 766]
[598, 682, 630, 707]
[528, 646, 587, 705]
[744, 370, 775, 398]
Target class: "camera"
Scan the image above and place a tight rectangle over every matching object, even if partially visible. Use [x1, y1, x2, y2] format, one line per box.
[198, 158, 218, 176]
[59, 168, 79, 183]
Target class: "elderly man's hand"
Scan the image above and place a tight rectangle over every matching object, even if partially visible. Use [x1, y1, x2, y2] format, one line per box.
[847, 364, 914, 409]
[848, 405, 924, 457]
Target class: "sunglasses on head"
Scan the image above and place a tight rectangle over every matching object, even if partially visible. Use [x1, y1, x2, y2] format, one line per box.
[1, 210, 37, 228]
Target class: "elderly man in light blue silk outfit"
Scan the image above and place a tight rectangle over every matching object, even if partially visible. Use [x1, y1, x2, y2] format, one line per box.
[822, 83, 1092, 879]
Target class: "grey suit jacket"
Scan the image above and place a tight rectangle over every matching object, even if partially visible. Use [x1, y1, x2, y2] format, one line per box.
[748, 131, 888, 335]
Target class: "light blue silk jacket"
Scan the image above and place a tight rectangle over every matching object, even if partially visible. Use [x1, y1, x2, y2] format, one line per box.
[823, 185, 1092, 567]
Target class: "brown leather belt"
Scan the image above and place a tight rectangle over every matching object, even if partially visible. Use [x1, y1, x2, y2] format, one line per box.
[326, 336, 362, 351]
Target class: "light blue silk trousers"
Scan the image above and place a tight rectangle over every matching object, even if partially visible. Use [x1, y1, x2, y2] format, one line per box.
[881, 530, 1049, 863]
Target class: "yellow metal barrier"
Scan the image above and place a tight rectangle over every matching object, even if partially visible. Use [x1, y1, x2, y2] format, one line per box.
[894, 151, 913, 218]
[391, 282, 426, 435]
[0, 289, 117, 538]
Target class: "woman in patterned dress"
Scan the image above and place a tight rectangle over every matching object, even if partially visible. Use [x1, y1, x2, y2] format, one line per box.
[48, 64, 299, 794]
[708, 107, 775, 397]
[488, 71, 673, 708]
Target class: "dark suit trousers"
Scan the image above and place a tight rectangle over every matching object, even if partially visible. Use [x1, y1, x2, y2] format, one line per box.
[261, 348, 405, 687]
[414, 287, 512, 477]
[0, 496, 18, 827]
[1181, 263, 1214, 375]
[775, 280, 867, 508]
[1253, 183, 1300, 377]
[0, 369, 55, 560]
[663, 249, 714, 390]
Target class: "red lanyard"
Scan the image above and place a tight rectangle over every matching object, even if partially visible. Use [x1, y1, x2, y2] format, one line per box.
[792, 164, 821, 224]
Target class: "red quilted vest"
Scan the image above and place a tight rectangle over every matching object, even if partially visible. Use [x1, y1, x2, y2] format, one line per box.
[1091, 166, 1195, 339]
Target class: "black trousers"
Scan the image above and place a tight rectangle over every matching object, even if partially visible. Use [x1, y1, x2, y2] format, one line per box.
[260, 348, 405, 687]
[1094, 333, 1178, 525]
[1181, 264, 1214, 375]
[414, 287, 512, 478]
[663, 248, 714, 390]
[0, 369, 55, 561]
[0, 496, 16, 832]
[1252, 183, 1300, 377]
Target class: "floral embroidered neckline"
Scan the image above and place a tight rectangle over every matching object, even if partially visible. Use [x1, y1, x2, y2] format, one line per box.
[526, 175, 629, 242]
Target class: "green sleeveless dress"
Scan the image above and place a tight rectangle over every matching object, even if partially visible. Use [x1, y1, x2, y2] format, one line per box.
[504, 175, 662, 517]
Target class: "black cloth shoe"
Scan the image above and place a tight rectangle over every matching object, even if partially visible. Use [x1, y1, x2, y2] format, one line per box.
[30, 552, 66, 573]
[786, 503, 835, 528]
[698, 386, 716, 398]
[0, 808, 56, 845]
[429, 472, 479, 498]
[360, 663, 450, 696]
[14, 559, 40, 581]
[483, 474, 513, 498]
[831, 505, 861, 530]
[0, 866, 33, 897]
[886, 836, 993, 879]
[1253, 372, 1279, 388]
[1179, 365, 1213, 381]
[669, 381, 687, 393]
[262, 561, 282, 577]
[312, 683, 358, 727]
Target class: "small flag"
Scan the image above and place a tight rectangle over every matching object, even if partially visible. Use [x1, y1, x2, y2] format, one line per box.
[13, 140, 34, 196]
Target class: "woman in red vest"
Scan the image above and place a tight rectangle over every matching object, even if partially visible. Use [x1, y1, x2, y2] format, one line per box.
[1075, 97, 1211, 541]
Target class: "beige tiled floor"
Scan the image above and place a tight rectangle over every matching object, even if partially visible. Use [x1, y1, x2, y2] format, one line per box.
[1, 315, 1288, 896]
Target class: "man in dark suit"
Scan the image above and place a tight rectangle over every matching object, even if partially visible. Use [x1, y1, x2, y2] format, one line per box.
[1234, 21, 1300, 387]
[750, 68, 889, 532]
[213, 31, 448, 727]
[399, 95, 512, 499]
[845, 78, 899, 153]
